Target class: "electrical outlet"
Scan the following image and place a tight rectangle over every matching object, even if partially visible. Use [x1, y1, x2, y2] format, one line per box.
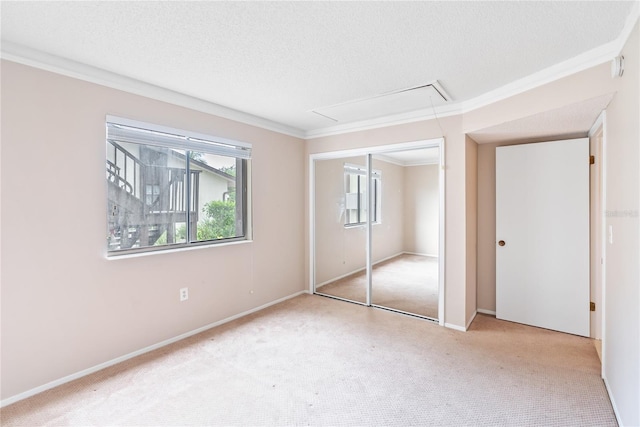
[180, 287, 188, 302]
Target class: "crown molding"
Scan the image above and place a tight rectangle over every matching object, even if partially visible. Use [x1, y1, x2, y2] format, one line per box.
[374, 153, 439, 167]
[616, 1, 640, 54]
[304, 102, 462, 139]
[305, 38, 624, 139]
[3, 3, 638, 142]
[306, 5, 639, 139]
[0, 42, 306, 140]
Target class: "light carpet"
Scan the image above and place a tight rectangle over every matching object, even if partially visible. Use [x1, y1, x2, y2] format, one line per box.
[0, 294, 615, 426]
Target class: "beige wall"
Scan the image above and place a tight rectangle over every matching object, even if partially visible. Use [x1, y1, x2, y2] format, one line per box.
[371, 158, 405, 263]
[465, 137, 478, 324]
[0, 60, 306, 401]
[476, 141, 497, 312]
[601, 21, 639, 427]
[403, 164, 439, 256]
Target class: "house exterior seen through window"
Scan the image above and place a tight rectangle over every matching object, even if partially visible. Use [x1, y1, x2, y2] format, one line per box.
[344, 164, 381, 226]
[106, 119, 251, 255]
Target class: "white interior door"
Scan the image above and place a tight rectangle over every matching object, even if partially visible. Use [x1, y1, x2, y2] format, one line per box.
[496, 139, 589, 336]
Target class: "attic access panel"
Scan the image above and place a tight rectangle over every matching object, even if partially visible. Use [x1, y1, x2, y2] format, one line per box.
[312, 82, 450, 124]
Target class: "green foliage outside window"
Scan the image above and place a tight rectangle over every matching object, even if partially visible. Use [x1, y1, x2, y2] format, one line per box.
[195, 199, 237, 240]
[157, 199, 236, 244]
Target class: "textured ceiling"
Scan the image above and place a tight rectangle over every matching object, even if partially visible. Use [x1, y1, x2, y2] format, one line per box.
[0, 1, 636, 135]
[468, 93, 615, 144]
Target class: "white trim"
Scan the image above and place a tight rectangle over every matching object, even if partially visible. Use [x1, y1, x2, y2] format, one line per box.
[588, 112, 606, 344]
[0, 42, 305, 139]
[589, 110, 607, 138]
[310, 138, 443, 161]
[459, 42, 621, 116]
[444, 322, 466, 332]
[477, 308, 497, 316]
[315, 267, 365, 288]
[438, 139, 446, 326]
[0, 290, 307, 408]
[603, 377, 622, 426]
[365, 154, 373, 306]
[615, 1, 640, 55]
[2, 4, 638, 143]
[466, 310, 478, 330]
[344, 163, 381, 177]
[306, 105, 461, 139]
[403, 251, 438, 258]
[374, 153, 439, 168]
[599, 111, 608, 379]
[106, 238, 252, 260]
[308, 156, 316, 294]
[107, 115, 252, 150]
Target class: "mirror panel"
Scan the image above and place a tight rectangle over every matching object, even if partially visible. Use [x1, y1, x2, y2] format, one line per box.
[314, 156, 368, 304]
[371, 148, 440, 319]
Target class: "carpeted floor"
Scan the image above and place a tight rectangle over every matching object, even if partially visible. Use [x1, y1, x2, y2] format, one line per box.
[0, 294, 615, 426]
[317, 254, 438, 319]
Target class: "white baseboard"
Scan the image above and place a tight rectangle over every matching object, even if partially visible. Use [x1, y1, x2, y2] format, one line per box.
[402, 251, 438, 258]
[477, 308, 496, 316]
[466, 311, 478, 330]
[603, 377, 622, 426]
[0, 290, 308, 408]
[444, 322, 466, 332]
[445, 311, 478, 332]
[316, 267, 367, 288]
[372, 252, 407, 267]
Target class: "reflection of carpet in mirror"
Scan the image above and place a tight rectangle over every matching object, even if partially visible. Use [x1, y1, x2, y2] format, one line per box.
[317, 254, 438, 319]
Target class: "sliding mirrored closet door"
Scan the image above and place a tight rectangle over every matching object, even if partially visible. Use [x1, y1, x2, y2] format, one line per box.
[312, 140, 443, 322]
[314, 155, 368, 304]
[370, 148, 440, 319]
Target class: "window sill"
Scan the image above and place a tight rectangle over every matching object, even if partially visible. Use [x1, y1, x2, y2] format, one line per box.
[106, 238, 253, 260]
[344, 222, 381, 229]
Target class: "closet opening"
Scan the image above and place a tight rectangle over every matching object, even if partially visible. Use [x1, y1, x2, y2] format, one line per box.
[309, 138, 445, 323]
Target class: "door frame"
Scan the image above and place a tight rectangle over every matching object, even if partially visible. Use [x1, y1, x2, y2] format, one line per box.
[309, 138, 446, 325]
[589, 110, 607, 377]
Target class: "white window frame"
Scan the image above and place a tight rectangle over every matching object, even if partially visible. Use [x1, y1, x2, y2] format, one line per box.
[344, 163, 382, 227]
[106, 116, 252, 256]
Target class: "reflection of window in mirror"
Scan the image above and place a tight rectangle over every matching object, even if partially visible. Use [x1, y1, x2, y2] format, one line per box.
[344, 163, 381, 226]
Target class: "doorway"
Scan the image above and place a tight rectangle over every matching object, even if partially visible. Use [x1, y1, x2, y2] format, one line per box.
[309, 139, 445, 323]
[589, 112, 606, 365]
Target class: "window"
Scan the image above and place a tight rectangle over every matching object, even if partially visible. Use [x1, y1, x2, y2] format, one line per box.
[344, 164, 381, 226]
[106, 118, 251, 255]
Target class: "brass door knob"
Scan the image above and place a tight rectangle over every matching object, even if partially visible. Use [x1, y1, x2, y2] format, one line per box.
[498, 240, 506, 246]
